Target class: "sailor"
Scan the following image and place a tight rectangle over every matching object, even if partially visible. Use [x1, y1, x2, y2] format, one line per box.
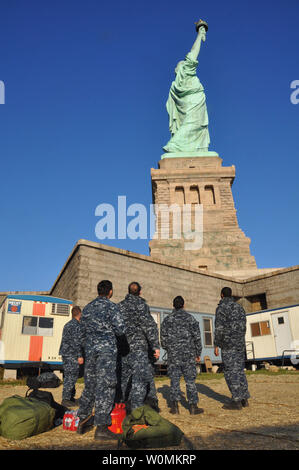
[214, 287, 250, 410]
[118, 282, 160, 412]
[161, 296, 203, 415]
[77, 280, 126, 440]
[59, 305, 84, 407]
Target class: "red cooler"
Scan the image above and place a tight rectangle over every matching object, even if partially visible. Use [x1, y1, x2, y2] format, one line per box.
[108, 403, 126, 434]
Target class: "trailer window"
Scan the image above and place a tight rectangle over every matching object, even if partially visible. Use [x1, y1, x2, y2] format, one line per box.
[38, 317, 54, 336]
[203, 318, 213, 347]
[22, 317, 38, 335]
[250, 321, 271, 337]
[22, 316, 54, 336]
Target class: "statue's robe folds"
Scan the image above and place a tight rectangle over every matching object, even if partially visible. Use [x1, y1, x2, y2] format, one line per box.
[163, 52, 210, 153]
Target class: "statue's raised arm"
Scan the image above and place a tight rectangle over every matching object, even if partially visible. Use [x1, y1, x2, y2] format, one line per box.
[189, 20, 208, 61]
[163, 20, 211, 154]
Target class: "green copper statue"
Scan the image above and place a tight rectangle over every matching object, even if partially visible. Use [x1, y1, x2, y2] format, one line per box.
[163, 20, 210, 154]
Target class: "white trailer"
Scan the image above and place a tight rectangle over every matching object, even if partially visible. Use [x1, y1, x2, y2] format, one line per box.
[0, 294, 73, 378]
[245, 304, 299, 367]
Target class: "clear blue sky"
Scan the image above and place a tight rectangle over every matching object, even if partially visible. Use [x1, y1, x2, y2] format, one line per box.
[0, 0, 298, 292]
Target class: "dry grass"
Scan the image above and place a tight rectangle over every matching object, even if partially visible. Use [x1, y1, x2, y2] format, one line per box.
[0, 372, 298, 450]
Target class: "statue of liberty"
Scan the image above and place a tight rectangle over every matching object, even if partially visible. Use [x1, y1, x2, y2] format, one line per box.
[163, 20, 210, 153]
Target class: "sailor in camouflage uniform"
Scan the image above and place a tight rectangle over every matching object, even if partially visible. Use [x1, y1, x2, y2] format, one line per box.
[77, 280, 126, 440]
[118, 282, 160, 412]
[160, 296, 203, 415]
[59, 306, 84, 407]
[214, 287, 250, 410]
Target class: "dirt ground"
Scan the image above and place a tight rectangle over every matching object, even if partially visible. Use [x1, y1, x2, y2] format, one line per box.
[0, 371, 298, 451]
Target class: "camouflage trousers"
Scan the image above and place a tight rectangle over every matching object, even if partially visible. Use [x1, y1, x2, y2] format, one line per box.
[221, 348, 250, 402]
[148, 362, 157, 400]
[121, 350, 156, 410]
[62, 356, 80, 401]
[78, 351, 117, 426]
[167, 360, 198, 404]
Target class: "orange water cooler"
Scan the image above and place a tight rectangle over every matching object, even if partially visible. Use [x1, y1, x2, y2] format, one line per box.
[108, 403, 126, 434]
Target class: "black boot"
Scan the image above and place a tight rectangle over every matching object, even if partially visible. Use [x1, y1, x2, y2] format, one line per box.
[241, 399, 249, 407]
[222, 400, 242, 410]
[76, 414, 94, 434]
[169, 401, 179, 414]
[189, 404, 204, 415]
[94, 424, 118, 441]
[72, 397, 81, 406]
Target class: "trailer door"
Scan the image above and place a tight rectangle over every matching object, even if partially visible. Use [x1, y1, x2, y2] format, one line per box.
[271, 311, 293, 356]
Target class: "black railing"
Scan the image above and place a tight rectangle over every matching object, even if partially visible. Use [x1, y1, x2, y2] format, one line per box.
[281, 349, 299, 367]
[245, 341, 255, 361]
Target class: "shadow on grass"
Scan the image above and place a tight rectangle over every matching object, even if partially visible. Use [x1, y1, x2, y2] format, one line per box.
[157, 385, 189, 411]
[196, 383, 229, 405]
[157, 382, 229, 409]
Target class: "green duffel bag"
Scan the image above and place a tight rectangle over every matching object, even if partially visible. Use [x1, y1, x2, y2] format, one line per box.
[120, 404, 184, 449]
[0, 395, 55, 440]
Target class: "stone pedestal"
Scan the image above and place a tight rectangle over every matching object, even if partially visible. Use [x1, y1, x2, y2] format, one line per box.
[149, 154, 257, 273]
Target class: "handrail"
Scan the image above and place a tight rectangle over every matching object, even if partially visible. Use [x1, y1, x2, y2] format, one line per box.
[246, 341, 255, 361]
[281, 349, 299, 367]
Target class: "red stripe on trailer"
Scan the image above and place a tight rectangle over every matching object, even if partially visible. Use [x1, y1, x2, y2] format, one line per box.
[32, 303, 46, 317]
[28, 337, 43, 361]
[28, 302, 46, 361]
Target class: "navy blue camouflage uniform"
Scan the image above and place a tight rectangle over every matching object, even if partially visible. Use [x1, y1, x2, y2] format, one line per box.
[160, 309, 202, 405]
[214, 297, 250, 402]
[77, 296, 125, 426]
[59, 318, 83, 401]
[118, 294, 160, 410]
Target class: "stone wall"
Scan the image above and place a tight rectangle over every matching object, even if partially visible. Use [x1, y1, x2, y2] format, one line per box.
[49, 240, 299, 314]
[50, 244, 84, 305]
